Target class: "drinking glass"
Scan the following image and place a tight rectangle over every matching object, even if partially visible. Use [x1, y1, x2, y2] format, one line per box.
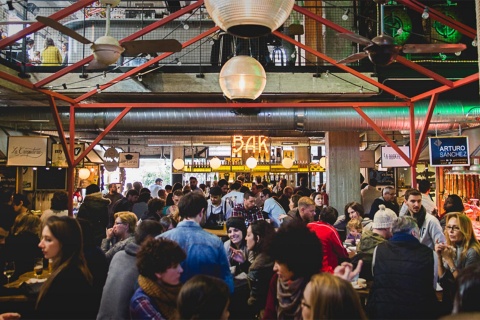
[3, 261, 15, 284]
[34, 258, 43, 278]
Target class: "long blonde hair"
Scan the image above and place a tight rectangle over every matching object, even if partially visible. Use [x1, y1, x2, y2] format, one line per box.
[445, 212, 480, 263]
[36, 216, 92, 307]
[306, 273, 367, 320]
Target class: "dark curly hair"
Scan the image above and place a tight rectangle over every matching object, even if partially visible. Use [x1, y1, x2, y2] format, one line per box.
[268, 220, 323, 278]
[136, 238, 186, 280]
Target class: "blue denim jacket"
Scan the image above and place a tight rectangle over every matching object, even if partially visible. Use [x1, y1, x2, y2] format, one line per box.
[157, 220, 234, 292]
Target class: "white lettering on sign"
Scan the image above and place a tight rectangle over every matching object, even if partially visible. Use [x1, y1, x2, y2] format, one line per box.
[232, 135, 269, 154]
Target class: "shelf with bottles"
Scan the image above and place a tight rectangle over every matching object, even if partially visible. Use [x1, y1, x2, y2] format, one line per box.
[177, 162, 325, 173]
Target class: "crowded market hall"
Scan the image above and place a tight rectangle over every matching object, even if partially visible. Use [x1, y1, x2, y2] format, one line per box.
[1, 0, 480, 319]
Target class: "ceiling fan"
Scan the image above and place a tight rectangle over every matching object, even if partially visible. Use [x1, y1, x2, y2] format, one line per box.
[336, 4, 466, 66]
[36, 0, 182, 70]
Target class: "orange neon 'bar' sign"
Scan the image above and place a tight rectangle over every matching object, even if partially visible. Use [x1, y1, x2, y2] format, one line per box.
[232, 135, 269, 155]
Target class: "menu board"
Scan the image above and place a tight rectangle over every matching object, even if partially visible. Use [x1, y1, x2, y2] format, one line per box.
[0, 166, 17, 192]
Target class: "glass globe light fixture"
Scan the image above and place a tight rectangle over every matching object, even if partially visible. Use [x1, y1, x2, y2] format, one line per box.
[319, 156, 327, 169]
[172, 158, 185, 170]
[78, 168, 91, 179]
[282, 157, 294, 169]
[219, 56, 266, 101]
[204, 0, 295, 38]
[246, 156, 258, 169]
[210, 157, 222, 170]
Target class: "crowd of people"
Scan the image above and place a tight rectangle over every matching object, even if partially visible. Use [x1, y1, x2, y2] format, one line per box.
[0, 175, 479, 319]
[11, 37, 68, 67]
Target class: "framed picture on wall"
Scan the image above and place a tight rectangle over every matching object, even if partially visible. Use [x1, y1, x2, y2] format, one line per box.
[118, 152, 140, 168]
[7, 136, 48, 166]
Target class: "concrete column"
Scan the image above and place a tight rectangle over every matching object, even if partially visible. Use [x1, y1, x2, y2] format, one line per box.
[325, 131, 360, 212]
[171, 146, 184, 186]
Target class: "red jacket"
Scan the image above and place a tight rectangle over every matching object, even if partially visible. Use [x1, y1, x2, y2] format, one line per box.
[307, 221, 348, 273]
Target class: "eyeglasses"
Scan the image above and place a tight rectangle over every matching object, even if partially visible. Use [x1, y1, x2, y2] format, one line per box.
[446, 225, 460, 232]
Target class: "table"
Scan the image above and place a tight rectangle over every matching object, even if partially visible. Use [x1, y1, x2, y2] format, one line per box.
[0, 271, 50, 303]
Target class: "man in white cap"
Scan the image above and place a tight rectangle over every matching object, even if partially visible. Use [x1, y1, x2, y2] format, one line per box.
[352, 204, 397, 280]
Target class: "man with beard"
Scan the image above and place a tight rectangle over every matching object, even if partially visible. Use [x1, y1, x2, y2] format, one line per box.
[403, 188, 444, 250]
[204, 186, 232, 228]
[231, 191, 264, 225]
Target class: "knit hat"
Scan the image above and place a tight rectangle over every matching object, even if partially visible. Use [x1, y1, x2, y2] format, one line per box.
[373, 205, 397, 229]
[226, 217, 247, 237]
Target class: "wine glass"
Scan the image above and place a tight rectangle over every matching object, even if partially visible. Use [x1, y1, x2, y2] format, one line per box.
[3, 261, 15, 284]
[34, 258, 44, 279]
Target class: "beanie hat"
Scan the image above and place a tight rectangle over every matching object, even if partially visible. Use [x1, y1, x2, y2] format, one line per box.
[85, 184, 100, 195]
[226, 217, 247, 237]
[373, 205, 397, 229]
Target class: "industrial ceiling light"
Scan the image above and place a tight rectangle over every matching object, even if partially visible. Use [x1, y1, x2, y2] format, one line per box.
[219, 56, 266, 101]
[159, 147, 167, 166]
[172, 158, 185, 170]
[210, 157, 222, 170]
[422, 7, 429, 20]
[204, 0, 295, 38]
[246, 156, 258, 169]
[341, 9, 349, 21]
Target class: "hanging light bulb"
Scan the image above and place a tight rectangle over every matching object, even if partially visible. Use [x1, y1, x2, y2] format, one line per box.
[342, 9, 349, 21]
[472, 37, 477, 47]
[396, 27, 403, 35]
[159, 147, 166, 166]
[172, 158, 185, 170]
[421, 7, 429, 20]
[359, 86, 364, 94]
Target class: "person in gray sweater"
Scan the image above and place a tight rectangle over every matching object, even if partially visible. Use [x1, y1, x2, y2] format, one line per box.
[96, 220, 164, 320]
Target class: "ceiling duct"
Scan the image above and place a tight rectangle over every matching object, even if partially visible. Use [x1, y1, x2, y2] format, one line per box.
[0, 101, 476, 136]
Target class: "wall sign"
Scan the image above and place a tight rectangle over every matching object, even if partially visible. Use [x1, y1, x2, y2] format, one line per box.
[51, 143, 85, 167]
[381, 146, 410, 168]
[119, 152, 140, 168]
[7, 136, 47, 166]
[232, 135, 269, 155]
[429, 136, 470, 167]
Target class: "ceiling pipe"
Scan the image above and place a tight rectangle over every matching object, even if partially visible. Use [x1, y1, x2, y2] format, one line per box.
[0, 101, 476, 134]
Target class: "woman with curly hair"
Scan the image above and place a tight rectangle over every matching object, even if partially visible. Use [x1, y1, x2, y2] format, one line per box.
[263, 221, 323, 320]
[36, 216, 96, 319]
[435, 212, 480, 314]
[130, 238, 186, 320]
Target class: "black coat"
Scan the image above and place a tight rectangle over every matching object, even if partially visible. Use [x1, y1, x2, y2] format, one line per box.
[77, 193, 110, 246]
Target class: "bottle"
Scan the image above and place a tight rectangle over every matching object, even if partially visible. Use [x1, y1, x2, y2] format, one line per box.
[276, 148, 282, 163]
[214, 173, 217, 182]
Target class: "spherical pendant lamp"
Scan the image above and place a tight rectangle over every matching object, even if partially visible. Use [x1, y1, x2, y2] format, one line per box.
[210, 157, 222, 170]
[282, 157, 294, 169]
[219, 56, 266, 101]
[205, 0, 295, 38]
[78, 168, 91, 179]
[173, 158, 185, 170]
[246, 156, 258, 169]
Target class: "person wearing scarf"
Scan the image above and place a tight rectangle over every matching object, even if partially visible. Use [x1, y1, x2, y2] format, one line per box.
[130, 238, 186, 320]
[263, 221, 323, 320]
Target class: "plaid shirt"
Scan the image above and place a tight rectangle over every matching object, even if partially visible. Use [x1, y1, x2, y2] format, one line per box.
[232, 203, 264, 224]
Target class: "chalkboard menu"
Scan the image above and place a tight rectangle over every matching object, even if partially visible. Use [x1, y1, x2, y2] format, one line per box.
[368, 168, 395, 186]
[36, 168, 67, 190]
[0, 166, 16, 192]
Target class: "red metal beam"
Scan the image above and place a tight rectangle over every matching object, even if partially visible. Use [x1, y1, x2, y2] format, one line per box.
[0, 70, 77, 104]
[74, 26, 219, 103]
[409, 101, 417, 187]
[411, 73, 479, 102]
[412, 94, 439, 165]
[273, 31, 410, 100]
[354, 106, 412, 166]
[73, 107, 132, 167]
[396, 0, 476, 39]
[0, 0, 97, 49]
[395, 57, 453, 87]
[47, 96, 72, 167]
[34, 1, 204, 88]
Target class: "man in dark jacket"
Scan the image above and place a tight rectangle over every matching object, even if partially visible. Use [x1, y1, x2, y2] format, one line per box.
[369, 186, 400, 218]
[77, 184, 110, 247]
[367, 216, 439, 319]
[110, 189, 139, 227]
